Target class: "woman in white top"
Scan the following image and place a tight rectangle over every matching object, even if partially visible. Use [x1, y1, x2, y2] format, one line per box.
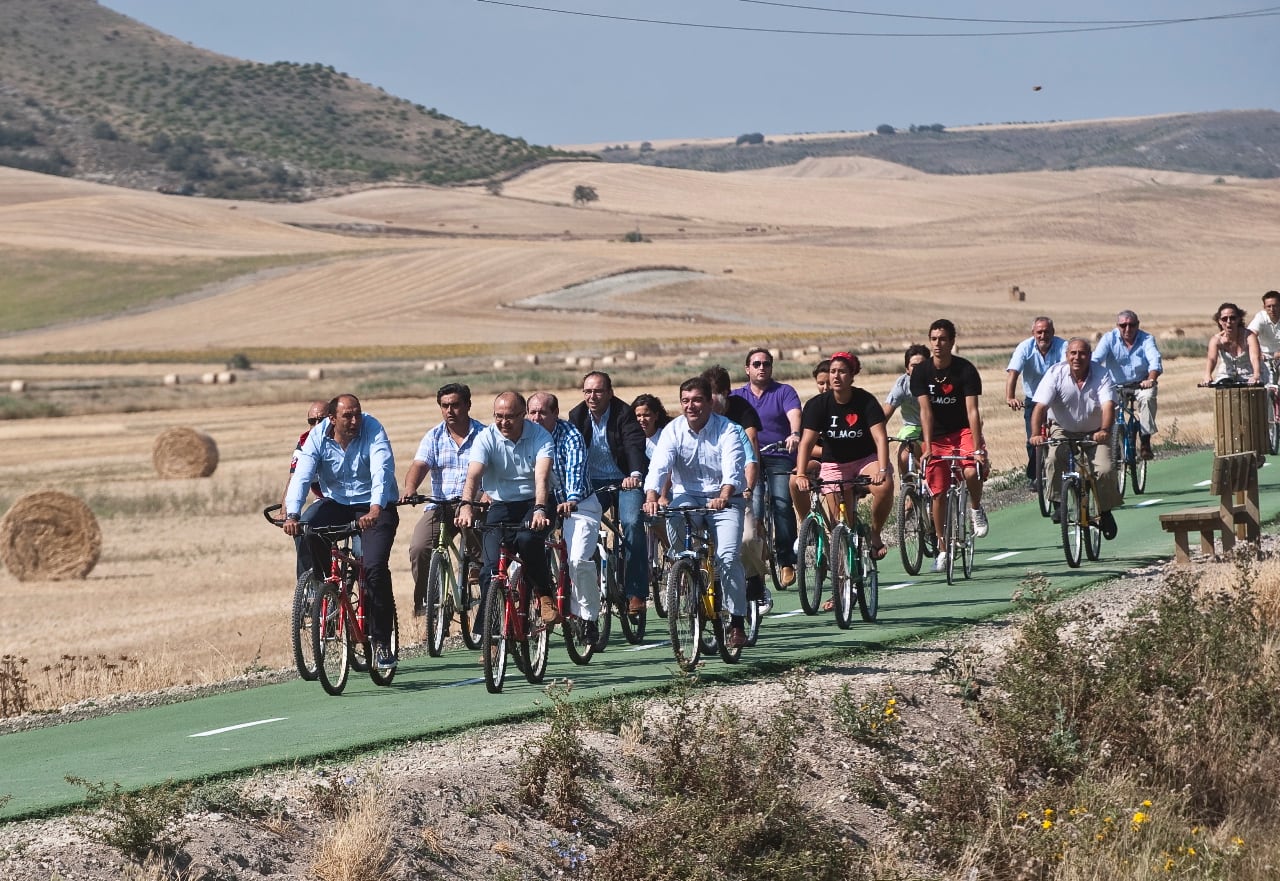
[1204, 302, 1262, 385]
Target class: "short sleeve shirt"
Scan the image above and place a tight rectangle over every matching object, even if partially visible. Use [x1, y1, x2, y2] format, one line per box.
[1006, 336, 1067, 399]
[470, 420, 554, 502]
[910, 356, 982, 438]
[885, 372, 921, 427]
[801, 389, 885, 463]
[731, 380, 801, 454]
[1032, 362, 1115, 434]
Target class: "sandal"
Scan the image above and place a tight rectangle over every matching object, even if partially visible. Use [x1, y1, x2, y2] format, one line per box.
[822, 599, 835, 612]
[872, 542, 888, 561]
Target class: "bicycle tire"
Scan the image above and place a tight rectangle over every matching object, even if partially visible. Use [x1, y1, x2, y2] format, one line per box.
[1060, 478, 1084, 568]
[594, 589, 613, 652]
[563, 616, 597, 665]
[1085, 481, 1102, 562]
[457, 554, 483, 650]
[664, 557, 702, 671]
[857, 525, 879, 623]
[1113, 423, 1128, 498]
[797, 514, 826, 614]
[715, 577, 742, 664]
[481, 578, 508, 694]
[368, 596, 398, 687]
[523, 585, 548, 685]
[830, 524, 854, 629]
[344, 573, 370, 673]
[745, 588, 761, 647]
[1270, 398, 1280, 455]
[648, 524, 668, 618]
[959, 484, 974, 580]
[424, 551, 449, 657]
[291, 570, 319, 680]
[897, 487, 924, 576]
[759, 483, 781, 591]
[1132, 450, 1148, 494]
[312, 582, 349, 696]
[944, 491, 958, 586]
[1036, 444, 1054, 517]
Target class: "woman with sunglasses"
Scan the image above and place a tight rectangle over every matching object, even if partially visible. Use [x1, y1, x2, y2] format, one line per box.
[1204, 302, 1263, 386]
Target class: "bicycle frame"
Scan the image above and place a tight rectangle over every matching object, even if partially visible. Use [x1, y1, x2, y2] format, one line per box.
[934, 454, 976, 585]
[1047, 437, 1103, 567]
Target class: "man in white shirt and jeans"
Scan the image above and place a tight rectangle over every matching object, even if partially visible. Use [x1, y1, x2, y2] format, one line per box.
[1247, 290, 1280, 383]
[643, 376, 749, 647]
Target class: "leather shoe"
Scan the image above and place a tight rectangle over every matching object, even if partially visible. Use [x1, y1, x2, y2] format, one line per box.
[727, 625, 747, 649]
[1101, 510, 1118, 540]
[1050, 503, 1060, 525]
[538, 595, 562, 626]
[627, 596, 647, 615]
[780, 565, 796, 587]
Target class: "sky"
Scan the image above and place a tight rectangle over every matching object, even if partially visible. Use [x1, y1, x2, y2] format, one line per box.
[98, 1, 1279, 147]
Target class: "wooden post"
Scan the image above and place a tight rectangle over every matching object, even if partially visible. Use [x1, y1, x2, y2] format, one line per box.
[1213, 387, 1267, 461]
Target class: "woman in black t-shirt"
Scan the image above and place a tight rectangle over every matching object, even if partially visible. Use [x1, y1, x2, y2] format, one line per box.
[794, 352, 893, 559]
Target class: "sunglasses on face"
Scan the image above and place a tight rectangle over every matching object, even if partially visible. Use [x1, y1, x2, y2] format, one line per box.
[1117, 322, 1135, 328]
[1219, 315, 1241, 322]
[750, 360, 773, 368]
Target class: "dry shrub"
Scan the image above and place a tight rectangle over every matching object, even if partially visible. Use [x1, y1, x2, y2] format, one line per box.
[152, 427, 219, 478]
[0, 489, 101, 580]
[311, 786, 399, 881]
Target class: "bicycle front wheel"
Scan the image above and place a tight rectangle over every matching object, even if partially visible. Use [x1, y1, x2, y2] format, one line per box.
[1036, 445, 1054, 517]
[312, 583, 349, 696]
[368, 595, 398, 687]
[959, 485, 974, 580]
[1060, 479, 1084, 568]
[1085, 482, 1103, 562]
[291, 570, 319, 680]
[1270, 395, 1280, 455]
[943, 491, 959, 585]
[715, 577, 741, 664]
[664, 558, 702, 671]
[481, 579, 509, 694]
[648, 524, 668, 618]
[424, 551, 449, 657]
[1114, 425, 1129, 497]
[1132, 449, 1148, 494]
[856, 526, 879, 623]
[897, 487, 924, 576]
[797, 515, 826, 614]
[523, 589, 549, 686]
[830, 524, 854, 629]
[759, 487, 781, 591]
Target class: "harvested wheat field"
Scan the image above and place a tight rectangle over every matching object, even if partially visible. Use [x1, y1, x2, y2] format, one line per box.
[0, 152, 1274, 706]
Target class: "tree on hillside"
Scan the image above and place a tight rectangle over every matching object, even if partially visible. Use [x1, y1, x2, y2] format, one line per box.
[875, 124, 896, 135]
[573, 184, 598, 206]
[736, 132, 765, 146]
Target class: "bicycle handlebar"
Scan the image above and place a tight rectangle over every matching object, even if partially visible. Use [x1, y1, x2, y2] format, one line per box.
[758, 440, 789, 455]
[262, 497, 417, 531]
[804, 475, 873, 489]
[1198, 378, 1262, 388]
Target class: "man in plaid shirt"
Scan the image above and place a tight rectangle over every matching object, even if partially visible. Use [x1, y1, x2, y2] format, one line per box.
[401, 383, 485, 616]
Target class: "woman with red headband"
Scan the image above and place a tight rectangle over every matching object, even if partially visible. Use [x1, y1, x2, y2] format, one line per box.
[794, 352, 893, 570]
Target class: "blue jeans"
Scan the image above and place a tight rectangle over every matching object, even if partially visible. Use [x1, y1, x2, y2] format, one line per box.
[666, 495, 747, 617]
[754, 455, 798, 568]
[591, 480, 647, 600]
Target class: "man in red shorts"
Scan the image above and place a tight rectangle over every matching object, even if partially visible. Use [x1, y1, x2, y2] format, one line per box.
[911, 319, 989, 573]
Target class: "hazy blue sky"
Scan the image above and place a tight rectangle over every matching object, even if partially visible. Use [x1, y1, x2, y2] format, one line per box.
[99, 1, 1278, 146]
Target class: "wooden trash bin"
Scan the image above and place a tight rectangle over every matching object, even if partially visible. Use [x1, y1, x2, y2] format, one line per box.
[1213, 387, 1268, 461]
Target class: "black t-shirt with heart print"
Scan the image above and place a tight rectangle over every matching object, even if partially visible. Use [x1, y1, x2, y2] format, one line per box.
[909, 355, 982, 438]
[800, 388, 885, 462]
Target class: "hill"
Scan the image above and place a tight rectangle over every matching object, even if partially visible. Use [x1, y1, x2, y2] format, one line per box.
[0, 0, 575, 199]
[596, 111, 1280, 179]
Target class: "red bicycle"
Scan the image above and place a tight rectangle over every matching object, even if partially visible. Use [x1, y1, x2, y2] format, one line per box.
[480, 523, 549, 693]
[546, 511, 604, 665]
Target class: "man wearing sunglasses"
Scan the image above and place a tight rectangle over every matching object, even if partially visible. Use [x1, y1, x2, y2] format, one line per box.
[1092, 310, 1163, 460]
[732, 347, 802, 587]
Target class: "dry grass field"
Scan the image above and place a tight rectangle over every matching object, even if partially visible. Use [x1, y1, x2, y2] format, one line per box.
[0, 151, 1275, 708]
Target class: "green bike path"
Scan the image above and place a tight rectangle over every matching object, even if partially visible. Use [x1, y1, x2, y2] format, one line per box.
[3, 450, 1275, 820]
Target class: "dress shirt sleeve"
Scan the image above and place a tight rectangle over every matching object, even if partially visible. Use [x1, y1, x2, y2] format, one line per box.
[367, 419, 398, 506]
[718, 419, 746, 491]
[286, 430, 320, 515]
[562, 422, 588, 502]
[1142, 333, 1163, 374]
[643, 422, 676, 494]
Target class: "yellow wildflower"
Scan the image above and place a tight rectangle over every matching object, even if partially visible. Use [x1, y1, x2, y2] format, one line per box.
[1132, 811, 1149, 827]
[1232, 836, 1245, 848]
[1142, 800, 1152, 808]
[1044, 808, 1055, 818]
[1042, 819, 1053, 830]
[1016, 811, 1029, 821]
[1186, 847, 1196, 857]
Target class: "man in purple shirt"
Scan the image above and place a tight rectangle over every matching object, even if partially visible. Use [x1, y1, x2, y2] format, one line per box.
[731, 346, 802, 585]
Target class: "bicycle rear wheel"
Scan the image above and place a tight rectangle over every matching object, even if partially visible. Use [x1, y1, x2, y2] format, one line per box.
[745, 588, 761, 647]
[564, 615, 597, 665]
[1114, 425, 1129, 497]
[959, 485, 974, 580]
[897, 486, 924, 576]
[424, 551, 449, 657]
[368, 595, 398, 687]
[797, 515, 826, 614]
[1085, 483, 1103, 562]
[1270, 392, 1280, 455]
[481, 579, 509, 694]
[856, 526, 879, 623]
[759, 485, 781, 591]
[1132, 449, 1148, 494]
[1036, 444, 1054, 517]
[944, 491, 959, 586]
[312, 583, 349, 696]
[343, 573, 370, 673]
[524, 588, 549, 685]
[291, 570, 319, 680]
[830, 524, 854, 629]
[1060, 479, 1084, 568]
[664, 558, 702, 671]
[648, 523, 668, 618]
[715, 580, 742, 664]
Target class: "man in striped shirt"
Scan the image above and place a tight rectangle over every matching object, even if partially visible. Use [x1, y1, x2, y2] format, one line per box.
[529, 392, 601, 642]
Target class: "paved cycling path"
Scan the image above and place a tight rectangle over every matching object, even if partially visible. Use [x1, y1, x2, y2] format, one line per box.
[4, 450, 1275, 820]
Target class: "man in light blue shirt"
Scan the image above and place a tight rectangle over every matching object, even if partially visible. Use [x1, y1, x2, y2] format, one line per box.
[1004, 317, 1067, 484]
[643, 376, 749, 648]
[1092, 309, 1163, 459]
[455, 392, 557, 623]
[285, 393, 399, 671]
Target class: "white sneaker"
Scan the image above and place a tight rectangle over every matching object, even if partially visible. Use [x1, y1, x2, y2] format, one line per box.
[932, 552, 949, 573]
[759, 587, 774, 614]
[970, 506, 989, 538]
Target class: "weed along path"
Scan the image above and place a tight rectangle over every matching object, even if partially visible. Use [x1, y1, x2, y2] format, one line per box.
[2, 450, 1274, 820]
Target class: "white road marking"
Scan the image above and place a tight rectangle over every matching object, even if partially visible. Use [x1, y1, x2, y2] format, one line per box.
[988, 552, 1020, 561]
[1195, 479, 1212, 487]
[625, 642, 669, 652]
[1135, 498, 1164, 507]
[443, 677, 485, 688]
[883, 582, 915, 591]
[189, 718, 287, 738]
[769, 610, 807, 618]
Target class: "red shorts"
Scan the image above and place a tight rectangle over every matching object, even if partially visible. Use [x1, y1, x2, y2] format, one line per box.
[925, 428, 976, 496]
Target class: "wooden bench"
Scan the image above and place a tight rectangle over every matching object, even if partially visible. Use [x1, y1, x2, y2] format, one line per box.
[1158, 452, 1260, 564]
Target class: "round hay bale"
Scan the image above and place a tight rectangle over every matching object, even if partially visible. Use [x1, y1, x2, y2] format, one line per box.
[576, 357, 593, 368]
[200, 372, 217, 385]
[162, 373, 180, 386]
[216, 371, 236, 384]
[9, 379, 26, 393]
[601, 355, 616, 366]
[153, 427, 219, 478]
[525, 354, 540, 365]
[0, 490, 101, 581]
[624, 350, 637, 362]
[492, 359, 506, 370]
[307, 367, 325, 381]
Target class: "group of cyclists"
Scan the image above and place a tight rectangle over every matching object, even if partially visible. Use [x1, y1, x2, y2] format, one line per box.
[279, 292, 1280, 675]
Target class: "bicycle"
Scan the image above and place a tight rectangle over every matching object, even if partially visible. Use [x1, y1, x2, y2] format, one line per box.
[1045, 437, 1103, 567]
[932, 453, 979, 586]
[263, 503, 322, 681]
[1267, 354, 1280, 455]
[546, 510, 603, 665]
[1032, 422, 1054, 517]
[889, 437, 936, 577]
[795, 475, 878, 627]
[596, 488, 640, 645]
[1112, 381, 1149, 496]
[402, 496, 486, 656]
[477, 522, 550, 694]
[756, 440, 787, 591]
[304, 518, 401, 696]
[660, 505, 754, 670]
[645, 514, 668, 619]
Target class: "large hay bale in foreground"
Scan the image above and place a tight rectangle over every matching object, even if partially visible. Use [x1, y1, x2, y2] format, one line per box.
[0, 490, 102, 581]
[153, 427, 219, 478]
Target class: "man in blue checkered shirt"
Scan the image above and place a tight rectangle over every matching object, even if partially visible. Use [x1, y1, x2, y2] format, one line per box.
[401, 383, 485, 616]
